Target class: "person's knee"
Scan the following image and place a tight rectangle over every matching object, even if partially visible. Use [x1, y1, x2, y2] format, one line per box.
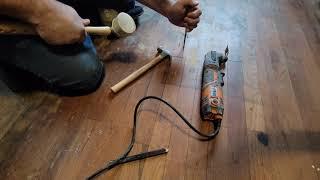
[55, 55, 105, 96]
[45, 36, 105, 96]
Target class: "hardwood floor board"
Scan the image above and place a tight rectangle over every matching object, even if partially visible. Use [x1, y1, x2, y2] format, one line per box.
[227, 61, 244, 98]
[207, 164, 250, 180]
[139, 85, 179, 180]
[206, 126, 249, 169]
[185, 167, 207, 180]
[241, 8, 266, 132]
[134, 59, 170, 144]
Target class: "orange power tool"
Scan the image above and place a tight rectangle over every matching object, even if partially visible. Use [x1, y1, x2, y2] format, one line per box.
[200, 46, 229, 130]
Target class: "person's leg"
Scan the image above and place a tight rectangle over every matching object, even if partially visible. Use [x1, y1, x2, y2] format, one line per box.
[95, 0, 136, 12]
[0, 35, 105, 96]
[95, 0, 144, 20]
[58, 0, 136, 12]
[61, 0, 142, 25]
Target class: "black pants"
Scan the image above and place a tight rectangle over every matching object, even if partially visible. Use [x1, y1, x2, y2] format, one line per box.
[63, 0, 136, 25]
[0, 0, 135, 96]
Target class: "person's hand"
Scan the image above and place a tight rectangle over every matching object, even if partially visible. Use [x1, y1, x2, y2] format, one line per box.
[33, 1, 90, 45]
[165, 0, 202, 32]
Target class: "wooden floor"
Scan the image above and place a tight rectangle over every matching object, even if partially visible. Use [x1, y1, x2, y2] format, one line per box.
[1, 0, 320, 179]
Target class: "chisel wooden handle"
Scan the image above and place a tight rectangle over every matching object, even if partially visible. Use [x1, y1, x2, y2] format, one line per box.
[111, 55, 166, 93]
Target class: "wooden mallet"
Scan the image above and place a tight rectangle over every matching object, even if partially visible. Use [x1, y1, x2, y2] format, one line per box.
[111, 48, 171, 93]
[85, 12, 136, 37]
[0, 12, 136, 37]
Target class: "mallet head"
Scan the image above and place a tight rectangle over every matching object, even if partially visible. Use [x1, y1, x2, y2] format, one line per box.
[157, 47, 172, 60]
[112, 12, 136, 37]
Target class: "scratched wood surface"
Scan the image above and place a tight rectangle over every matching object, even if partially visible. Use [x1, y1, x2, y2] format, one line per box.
[1, 0, 320, 179]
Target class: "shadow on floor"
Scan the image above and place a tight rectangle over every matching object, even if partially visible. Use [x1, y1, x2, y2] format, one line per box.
[102, 51, 138, 64]
[0, 63, 45, 95]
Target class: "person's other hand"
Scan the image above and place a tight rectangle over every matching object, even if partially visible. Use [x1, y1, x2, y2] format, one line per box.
[165, 0, 202, 32]
[33, 1, 90, 45]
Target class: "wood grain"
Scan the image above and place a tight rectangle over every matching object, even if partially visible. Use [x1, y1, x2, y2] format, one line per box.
[1, 0, 320, 179]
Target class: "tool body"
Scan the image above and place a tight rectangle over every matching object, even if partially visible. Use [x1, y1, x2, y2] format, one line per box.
[200, 47, 229, 125]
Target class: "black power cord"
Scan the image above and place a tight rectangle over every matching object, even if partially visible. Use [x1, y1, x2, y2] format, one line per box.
[87, 96, 221, 180]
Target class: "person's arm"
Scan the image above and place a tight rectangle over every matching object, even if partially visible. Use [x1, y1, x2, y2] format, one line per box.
[0, 0, 90, 45]
[137, 0, 172, 17]
[0, 0, 50, 23]
[137, 0, 202, 31]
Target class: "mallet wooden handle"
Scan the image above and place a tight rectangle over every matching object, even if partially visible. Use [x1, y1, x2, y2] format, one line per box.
[85, 26, 112, 35]
[111, 55, 167, 93]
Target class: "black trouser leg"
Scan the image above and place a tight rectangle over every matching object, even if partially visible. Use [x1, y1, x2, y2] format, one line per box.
[59, 0, 136, 25]
[0, 35, 105, 96]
